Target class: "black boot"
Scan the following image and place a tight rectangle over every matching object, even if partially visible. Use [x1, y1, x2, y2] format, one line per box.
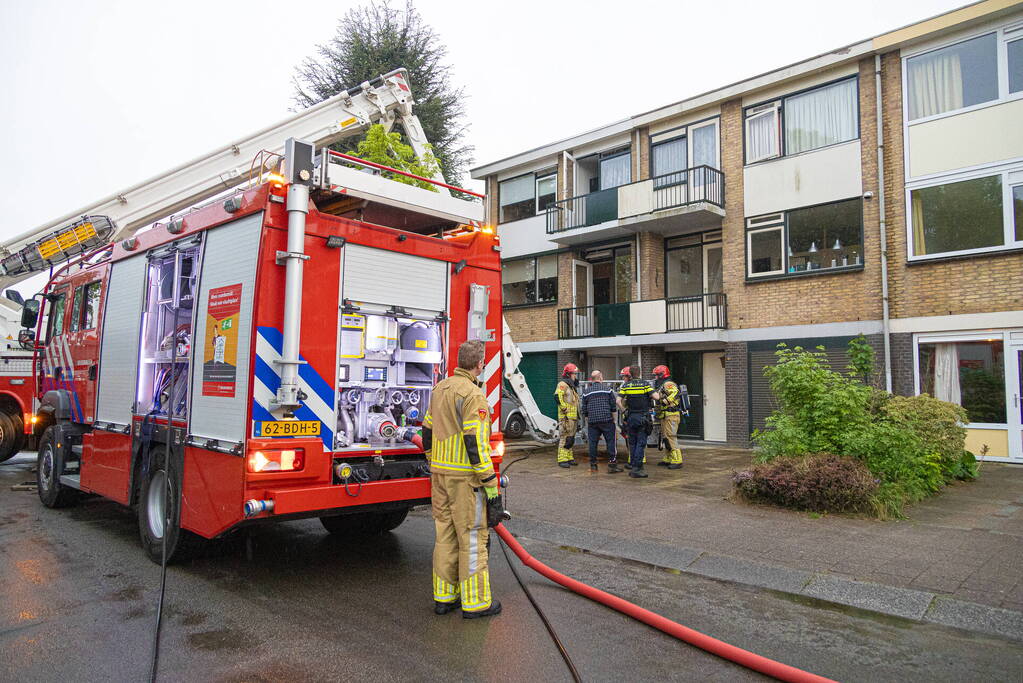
[607, 463, 623, 473]
[657, 461, 670, 467]
[463, 601, 502, 619]
[569, 460, 579, 466]
[667, 463, 683, 470]
[434, 600, 460, 615]
[558, 462, 571, 468]
[629, 469, 649, 478]
[590, 463, 598, 472]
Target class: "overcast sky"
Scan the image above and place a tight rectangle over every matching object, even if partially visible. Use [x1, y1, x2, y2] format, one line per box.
[0, 0, 969, 251]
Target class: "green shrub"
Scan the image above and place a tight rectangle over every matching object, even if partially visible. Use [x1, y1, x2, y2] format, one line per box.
[883, 394, 968, 478]
[733, 454, 878, 513]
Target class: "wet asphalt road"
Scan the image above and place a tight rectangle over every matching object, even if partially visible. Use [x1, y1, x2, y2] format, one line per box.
[2, 451, 1021, 683]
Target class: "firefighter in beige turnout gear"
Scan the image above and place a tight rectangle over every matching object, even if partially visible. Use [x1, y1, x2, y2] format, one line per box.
[652, 365, 684, 469]
[555, 363, 580, 467]
[422, 340, 502, 619]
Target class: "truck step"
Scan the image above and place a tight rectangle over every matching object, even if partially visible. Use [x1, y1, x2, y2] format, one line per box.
[58, 474, 82, 490]
[71, 444, 83, 456]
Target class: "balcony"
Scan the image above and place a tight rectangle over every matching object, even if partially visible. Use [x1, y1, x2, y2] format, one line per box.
[556, 293, 727, 340]
[545, 166, 725, 245]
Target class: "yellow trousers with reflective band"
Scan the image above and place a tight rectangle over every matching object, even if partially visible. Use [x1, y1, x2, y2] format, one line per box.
[431, 473, 492, 611]
[660, 412, 683, 464]
[557, 418, 577, 463]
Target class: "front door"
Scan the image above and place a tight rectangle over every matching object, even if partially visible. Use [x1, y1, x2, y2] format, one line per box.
[666, 351, 702, 439]
[1013, 346, 1023, 460]
[702, 351, 727, 442]
[572, 260, 593, 337]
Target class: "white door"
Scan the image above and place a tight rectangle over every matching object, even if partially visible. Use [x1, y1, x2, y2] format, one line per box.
[689, 120, 720, 202]
[703, 351, 727, 441]
[1010, 336, 1023, 460]
[703, 244, 723, 328]
[571, 260, 593, 337]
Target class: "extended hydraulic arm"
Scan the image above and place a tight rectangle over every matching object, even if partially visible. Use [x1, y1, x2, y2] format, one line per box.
[502, 317, 558, 443]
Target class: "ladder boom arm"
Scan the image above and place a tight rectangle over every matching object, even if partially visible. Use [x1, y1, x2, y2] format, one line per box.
[0, 69, 431, 291]
[502, 316, 558, 443]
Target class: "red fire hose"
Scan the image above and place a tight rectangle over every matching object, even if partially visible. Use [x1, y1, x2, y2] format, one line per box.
[494, 524, 836, 683]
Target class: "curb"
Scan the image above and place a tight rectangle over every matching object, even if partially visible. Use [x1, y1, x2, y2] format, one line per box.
[503, 518, 1023, 643]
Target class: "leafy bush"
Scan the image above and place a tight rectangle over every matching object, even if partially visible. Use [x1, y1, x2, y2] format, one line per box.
[744, 337, 977, 518]
[733, 454, 878, 513]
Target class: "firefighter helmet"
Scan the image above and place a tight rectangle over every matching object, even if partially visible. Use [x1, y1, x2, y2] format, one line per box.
[562, 363, 579, 376]
[652, 365, 670, 379]
[619, 366, 632, 379]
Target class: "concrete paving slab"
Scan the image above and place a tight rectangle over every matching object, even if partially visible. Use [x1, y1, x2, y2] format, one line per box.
[688, 553, 812, 594]
[802, 574, 935, 620]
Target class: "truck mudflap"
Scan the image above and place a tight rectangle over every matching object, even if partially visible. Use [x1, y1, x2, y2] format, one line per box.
[262, 476, 432, 516]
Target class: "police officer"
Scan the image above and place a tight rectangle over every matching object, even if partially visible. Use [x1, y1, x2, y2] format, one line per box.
[616, 366, 653, 479]
[422, 340, 502, 619]
[652, 365, 685, 469]
[555, 363, 580, 468]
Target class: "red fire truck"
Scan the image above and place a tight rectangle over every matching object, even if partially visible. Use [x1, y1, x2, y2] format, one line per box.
[7, 71, 508, 562]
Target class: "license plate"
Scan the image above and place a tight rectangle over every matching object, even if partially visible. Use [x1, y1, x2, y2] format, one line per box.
[256, 420, 321, 437]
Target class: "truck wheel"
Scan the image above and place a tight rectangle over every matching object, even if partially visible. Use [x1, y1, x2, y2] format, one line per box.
[0, 412, 18, 463]
[505, 413, 526, 439]
[36, 427, 78, 508]
[9, 414, 27, 458]
[320, 507, 409, 536]
[137, 456, 205, 564]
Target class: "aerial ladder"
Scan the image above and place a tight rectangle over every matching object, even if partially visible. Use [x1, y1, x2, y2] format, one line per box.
[0, 66, 557, 445]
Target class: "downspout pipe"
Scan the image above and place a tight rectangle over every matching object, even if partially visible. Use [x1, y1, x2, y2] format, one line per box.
[875, 54, 893, 393]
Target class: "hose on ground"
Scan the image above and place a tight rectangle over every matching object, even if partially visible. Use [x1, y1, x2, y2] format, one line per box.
[493, 524, 836, 683]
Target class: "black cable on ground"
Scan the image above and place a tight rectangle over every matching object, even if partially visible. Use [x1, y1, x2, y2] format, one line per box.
[149, 455, 169, 682]
[497, 536, 582, 683]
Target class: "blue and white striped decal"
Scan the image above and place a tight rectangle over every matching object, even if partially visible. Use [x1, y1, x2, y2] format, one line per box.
[253, 326, 335, 450]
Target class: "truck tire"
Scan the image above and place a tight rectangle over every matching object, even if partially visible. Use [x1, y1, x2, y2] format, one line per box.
[320, 507, 409, 536]
[504, 413, 526, 439]
[0, 412, 18, 463]
[36, 427, 78, 508]
[137, 456, 205, 564]
[9, 414, 27, 458]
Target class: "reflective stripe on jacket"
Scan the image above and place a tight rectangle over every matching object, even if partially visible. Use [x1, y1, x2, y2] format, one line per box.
[423, 367, 495, 479]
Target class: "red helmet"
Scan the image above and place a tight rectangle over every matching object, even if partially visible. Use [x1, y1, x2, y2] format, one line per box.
[619, 367, 632, 379]
[562, 363, 579, 376]
[653, 365, 670, 379]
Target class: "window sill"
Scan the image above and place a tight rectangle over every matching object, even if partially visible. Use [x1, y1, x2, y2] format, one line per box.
[906, 246, 1023, 266]
[504, 301, 558, 311]
[745, 263, 863, 283]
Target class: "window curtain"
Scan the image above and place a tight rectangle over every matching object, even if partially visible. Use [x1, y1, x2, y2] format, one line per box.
[652, 139, 686, 178]
[600, 154, 631, 190]
[911, 192, 927, 255]
[692, 125, 717, 168]
[933, 343, 962, 405]
[746, 110, 778, 162]
[784, 79, 857, 154]
[907, 49, 963, 120]
[499, 175, 534, 207]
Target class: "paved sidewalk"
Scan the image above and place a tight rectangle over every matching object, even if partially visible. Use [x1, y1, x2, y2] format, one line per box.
[499, 442, 1023, 639]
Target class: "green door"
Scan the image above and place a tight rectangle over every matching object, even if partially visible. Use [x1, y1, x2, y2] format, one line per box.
[665, 351, 702, 439]
[517, 351, 559, 419]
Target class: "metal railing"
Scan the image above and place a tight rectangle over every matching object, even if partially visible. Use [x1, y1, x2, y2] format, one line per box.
[556, 293, 727, 339]
[545, 165, 724, 234]
[666, 292, 727, 331]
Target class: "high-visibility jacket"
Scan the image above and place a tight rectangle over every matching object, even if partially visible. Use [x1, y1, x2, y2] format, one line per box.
[422, 367, 496, 484]
[655, 380, 682, 417]
[555, 379, 579, 420]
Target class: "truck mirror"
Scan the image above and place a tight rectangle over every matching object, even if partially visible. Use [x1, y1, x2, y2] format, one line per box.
[5, 289, 24, 307]
[20, 299, 39, 329]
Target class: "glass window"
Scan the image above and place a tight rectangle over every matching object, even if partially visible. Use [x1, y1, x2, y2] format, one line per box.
[691, 123, 717, 168]
[652, 137, 687, 187]
[784, 79, 858, 154]
[907, 33, 998, 120]
[910, 175, 1003, 256]
[918, 340, 1005, 424]
[82, 281, 102, 330]
[536, 174, 557, 213]
[499, 175, 534, 223]
[745, 106, 779, 163]
[1014, 185, 1023, 242]
[70, 285, 85, 332]
[502, 255, 557, 306]
[47, 291, 67, 341]
[614, 247, 632, 303]
[748, 228, 783, 276]
[666, 246, 702, 298]
[787, 199, 863, 271]
[599, 152, 631, 190]
[1010, 39, 1023, 94]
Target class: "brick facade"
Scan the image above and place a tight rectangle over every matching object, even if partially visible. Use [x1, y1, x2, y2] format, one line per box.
[725, 341, 750, 446]
[637, 232, 665, 299]
[504, 304, 558, 344]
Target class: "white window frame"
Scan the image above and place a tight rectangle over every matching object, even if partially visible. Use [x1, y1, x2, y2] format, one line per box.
[902, 20, 1023, 127]
[688, 118, 720, 170]
[746, 224, 785, 278]
[744, 102, 780, 164]
[535, 172, 558, 215]
[912, 331, 1015, 433]
[906, 162, 1023, 261]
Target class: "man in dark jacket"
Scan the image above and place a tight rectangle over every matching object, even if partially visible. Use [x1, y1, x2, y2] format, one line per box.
[581, 371, 622, 473]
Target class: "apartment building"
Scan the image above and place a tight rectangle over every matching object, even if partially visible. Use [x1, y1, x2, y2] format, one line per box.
[472, 0, 1023, 462]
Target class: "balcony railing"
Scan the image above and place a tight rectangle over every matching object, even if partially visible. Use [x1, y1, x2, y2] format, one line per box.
[546, 166, 724, 234]
[556, 293, 727, 340]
